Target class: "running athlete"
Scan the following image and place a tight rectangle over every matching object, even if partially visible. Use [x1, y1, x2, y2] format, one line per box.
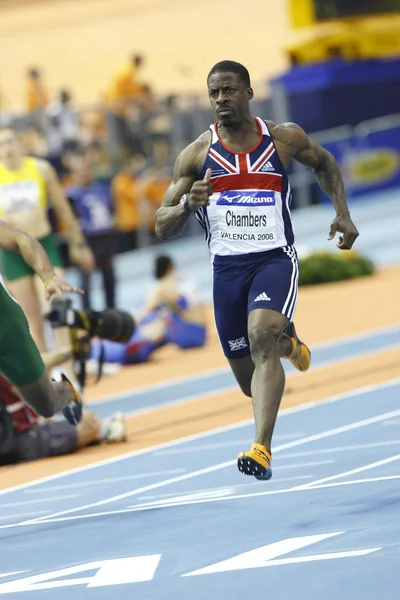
[0, 126, 95, 386]
[0, 220, 83, 425]
[155, 61, 359, 481]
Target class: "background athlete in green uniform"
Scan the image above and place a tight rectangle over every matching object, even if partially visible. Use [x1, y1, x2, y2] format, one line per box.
[0, 220, 83, 425]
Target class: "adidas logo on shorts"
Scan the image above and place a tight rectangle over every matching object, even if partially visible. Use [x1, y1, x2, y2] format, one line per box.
[254, 292, 271, 302]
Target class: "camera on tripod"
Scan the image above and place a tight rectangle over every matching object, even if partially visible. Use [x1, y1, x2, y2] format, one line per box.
[45, 298, 135, 343]
[44, 298, 136, 387]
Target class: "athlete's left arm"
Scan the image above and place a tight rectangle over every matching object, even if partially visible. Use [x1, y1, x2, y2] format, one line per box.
[276, 122, 359, 250]
[39, 160, 95, 273]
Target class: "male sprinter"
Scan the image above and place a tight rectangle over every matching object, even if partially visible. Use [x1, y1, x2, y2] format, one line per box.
[0, 220, 83, 425]
[155, 61, 359, 481]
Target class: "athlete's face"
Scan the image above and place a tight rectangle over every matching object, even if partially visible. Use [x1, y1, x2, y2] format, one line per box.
[0, 129, 20, 162]
[208, 72, 253, 126]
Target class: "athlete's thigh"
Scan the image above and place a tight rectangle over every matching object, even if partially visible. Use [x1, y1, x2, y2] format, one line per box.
[0, 283, 45, 388]
[213, 258, 255, 359]
[248, 246, 299, 324]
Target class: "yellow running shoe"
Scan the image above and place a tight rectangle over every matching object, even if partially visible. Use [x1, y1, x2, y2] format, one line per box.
[281, 322, 311, 372]
[237, 443, 272, 480]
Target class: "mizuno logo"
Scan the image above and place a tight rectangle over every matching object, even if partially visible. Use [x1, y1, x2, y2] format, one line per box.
[221, 193, 241, 203]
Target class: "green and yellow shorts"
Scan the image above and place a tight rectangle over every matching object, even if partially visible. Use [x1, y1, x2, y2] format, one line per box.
[0, 233, 62, 281]
[0, 277, 45, 387]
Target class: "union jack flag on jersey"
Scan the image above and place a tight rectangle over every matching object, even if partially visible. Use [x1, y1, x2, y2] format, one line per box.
[196, 116, 294, 256]
[228, 337, 248, 351]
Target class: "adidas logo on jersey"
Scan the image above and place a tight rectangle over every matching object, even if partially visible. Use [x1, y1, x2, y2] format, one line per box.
[260, 161, 275, 172]
[254, 292, 271, 302]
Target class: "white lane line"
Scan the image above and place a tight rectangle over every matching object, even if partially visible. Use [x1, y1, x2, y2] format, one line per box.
[382, 419, 400, 427]
[0, 377, 399, 500]
[0, 495, 79, 509]
[89, 323, 400, 405]
[23, 470, 187, 495]
[124, 385, 238, 419]
[111, 342, 400, 420]
[0, 511, 48, 522]
[293, 453, 400, 490]
[90, 365, 232, 405]
[275, 460, 334, 471]
[5, 404, 400, 529]
[154, 433, 304, 456]
[5, 471, 399, 526]
[136, 475, 313, 502]
[272, 439, 400, 459]
[308, 475, 400, 489]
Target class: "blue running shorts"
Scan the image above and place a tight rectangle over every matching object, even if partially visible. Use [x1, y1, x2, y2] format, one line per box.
[213, 245, 299, 359]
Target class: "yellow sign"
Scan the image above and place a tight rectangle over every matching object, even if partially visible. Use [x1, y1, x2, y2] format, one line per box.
[288, 0, 315, 29]
[346, 149, 400, 185]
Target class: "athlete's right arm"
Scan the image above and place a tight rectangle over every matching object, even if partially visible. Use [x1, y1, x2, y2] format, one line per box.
[155, 139, 211, 240]
[0, 220, 56, 281]
[0, 221, 82, 299]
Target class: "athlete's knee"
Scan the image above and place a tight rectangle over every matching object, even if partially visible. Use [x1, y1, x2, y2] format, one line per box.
[249, 325, 281, 362]
[31, 390, 58, 419]
[20, 390, 56, 419]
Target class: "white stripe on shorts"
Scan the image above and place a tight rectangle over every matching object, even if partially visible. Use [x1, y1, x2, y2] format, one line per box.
[286, 255, 299, 321]
[281, 245, 299, 320]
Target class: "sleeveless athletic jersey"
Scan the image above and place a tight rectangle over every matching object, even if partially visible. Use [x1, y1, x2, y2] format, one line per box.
[0, 157, 47, 217]
[197, 117, 294, 256]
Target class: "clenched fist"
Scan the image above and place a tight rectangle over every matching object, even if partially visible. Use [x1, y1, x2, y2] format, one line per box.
[187, 168, 213, 211]
[328, 213, 359, 250]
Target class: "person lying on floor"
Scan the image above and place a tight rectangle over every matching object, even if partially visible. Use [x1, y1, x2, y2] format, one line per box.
[0, 348, 126, 466]
[90, 254, 207, 365]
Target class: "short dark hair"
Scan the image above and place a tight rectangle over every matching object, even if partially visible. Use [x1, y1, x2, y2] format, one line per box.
[154, 255, 174, 280]
[207, 61, 251, 87]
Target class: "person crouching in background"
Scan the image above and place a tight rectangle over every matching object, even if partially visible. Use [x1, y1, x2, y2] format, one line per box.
[66, 152, 117, 309]
[90, 254, 207, 365]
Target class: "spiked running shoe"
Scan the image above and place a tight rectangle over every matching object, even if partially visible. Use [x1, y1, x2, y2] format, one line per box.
[61, 373, 83, 425]
[237, 443, 272, 480]
[282, 322, 311, 372]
